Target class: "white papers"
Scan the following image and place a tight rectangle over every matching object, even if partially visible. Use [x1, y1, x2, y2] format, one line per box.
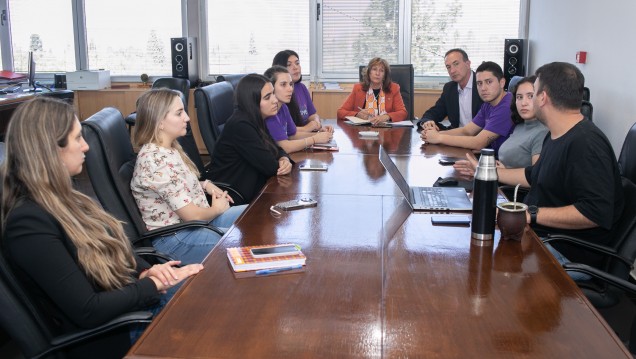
[389, 120, 414, 128]
[322, 82, 342, 90]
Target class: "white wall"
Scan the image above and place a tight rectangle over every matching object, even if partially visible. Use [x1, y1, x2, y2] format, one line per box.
[528, 0, 636, 155]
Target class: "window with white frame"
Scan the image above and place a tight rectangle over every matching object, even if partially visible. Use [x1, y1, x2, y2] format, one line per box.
[411, 0, 521, 76]
[9, 0, 75, 73]
[2, 0, 523, 81]
[317, 0, 520, 80]
[206, 0, 310, 76]
[84, 0, 182, 76]
[320, 0, 400, 77]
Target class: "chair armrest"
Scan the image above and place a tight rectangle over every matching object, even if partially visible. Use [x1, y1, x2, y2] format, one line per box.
[212, 181, 245, 203]
[134, 247, 175, 263]
[564, 263, 636, 295]
[125, 113, 137, 126]
[543, 234, 633, 269]
[139, 220, 224, 241]
[38, 311, 153, 359]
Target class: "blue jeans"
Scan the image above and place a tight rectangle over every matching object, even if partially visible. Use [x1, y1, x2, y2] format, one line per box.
[151, 205, 246, 265]
[210, 204, 247, 232]
[131, 205, 247, 343]
[545, 243, 592, 281]
[152, 226, 221, 265]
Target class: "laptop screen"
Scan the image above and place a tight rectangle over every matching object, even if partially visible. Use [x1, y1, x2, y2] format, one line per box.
[379, 145, 412, 200]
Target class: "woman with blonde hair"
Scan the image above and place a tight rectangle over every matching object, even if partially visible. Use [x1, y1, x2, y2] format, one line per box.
[337, 57, 407, 124]
[1, 97, 203, 358]
[131, 89, 246, 264]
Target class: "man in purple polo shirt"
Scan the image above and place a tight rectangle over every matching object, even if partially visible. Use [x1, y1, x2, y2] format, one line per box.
[421, 61, 513, 154]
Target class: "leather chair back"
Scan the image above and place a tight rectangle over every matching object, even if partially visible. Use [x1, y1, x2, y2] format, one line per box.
[619, 122, 636, 184]
[1, 227, 151, 359]
[389, 64, 414, 121]
[152, 77, 190, 109]
[0, 246, 53, 358]
[581, 100, 593, 122]
[359, 64, 414, 120]
[216, 74, 247, 90]
[507, 75, 524, 93]
[583, 86, 590, 102]
[194, 81, 235, 154]
[610, 178, 636, 279]
[81, 107, 149, 246]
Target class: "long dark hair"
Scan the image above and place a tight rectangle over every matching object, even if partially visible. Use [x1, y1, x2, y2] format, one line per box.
[272, 49, 304, 126]
[234, 74, 280, 155]
[510, 75, 537, 125]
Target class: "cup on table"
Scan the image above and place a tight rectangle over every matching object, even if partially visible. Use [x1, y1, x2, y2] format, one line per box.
[496, 202, 528, 241]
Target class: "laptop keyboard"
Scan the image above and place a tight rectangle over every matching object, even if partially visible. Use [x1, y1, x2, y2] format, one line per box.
[418, 187, 448, 208]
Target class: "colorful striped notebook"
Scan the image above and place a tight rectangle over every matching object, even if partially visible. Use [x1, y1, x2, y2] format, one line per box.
[226, 244, 306, 272]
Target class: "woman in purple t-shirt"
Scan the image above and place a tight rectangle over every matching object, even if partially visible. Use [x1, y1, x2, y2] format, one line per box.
[263, 66, 334, 154]
[272, 50, 323, 132]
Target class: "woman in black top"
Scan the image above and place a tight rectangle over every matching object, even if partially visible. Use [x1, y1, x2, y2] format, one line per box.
[1, 97, 203, 358]
[209, 74, 293, 204]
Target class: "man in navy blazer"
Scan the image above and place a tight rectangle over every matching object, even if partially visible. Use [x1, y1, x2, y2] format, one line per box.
[417, 49, 483, 130]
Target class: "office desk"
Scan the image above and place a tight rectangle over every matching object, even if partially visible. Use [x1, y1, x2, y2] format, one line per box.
[0, 90, 74, 137]
[0, 92, 36, 135]
[127, 121, 630, 358]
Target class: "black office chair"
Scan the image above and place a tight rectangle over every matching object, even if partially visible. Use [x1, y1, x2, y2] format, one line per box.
[581, 100, 593, 122]
[543, 177, 636, 308]
[619, 122, 636, 184]
[583, 86, 591, 102]
[216, 74, 247, 90]
[194, 81, 235, 153]
[359, 64, 415, 121]
[81, 107, 223, 250]
[544, 177, 636, 353]
[0, 250, 152, 359]
[125, 77, 191, 128]
[507, 75, 524, 93]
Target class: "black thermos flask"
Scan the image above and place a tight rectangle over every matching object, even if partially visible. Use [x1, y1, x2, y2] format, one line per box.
[471, 149, 498, 240]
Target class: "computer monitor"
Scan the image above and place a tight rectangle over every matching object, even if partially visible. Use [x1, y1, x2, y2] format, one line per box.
[24, 51, 42, 93]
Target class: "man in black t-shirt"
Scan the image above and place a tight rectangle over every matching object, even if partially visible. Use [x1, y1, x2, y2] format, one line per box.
[498, 62, 624, 267]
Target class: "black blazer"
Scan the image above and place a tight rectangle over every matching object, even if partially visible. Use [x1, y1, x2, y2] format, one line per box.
[209, 110, 291, 205]
[418, 72, 483, 129]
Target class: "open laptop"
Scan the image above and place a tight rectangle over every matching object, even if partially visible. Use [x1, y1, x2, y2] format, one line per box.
[379, 145, 473, 211]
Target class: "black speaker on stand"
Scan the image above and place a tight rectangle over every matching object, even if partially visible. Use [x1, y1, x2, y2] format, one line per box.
[503, 39, 525, 90]
[171, 37, 198, 86]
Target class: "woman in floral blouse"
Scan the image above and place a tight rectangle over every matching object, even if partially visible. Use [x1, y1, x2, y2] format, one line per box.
[131, 89, 246, 264]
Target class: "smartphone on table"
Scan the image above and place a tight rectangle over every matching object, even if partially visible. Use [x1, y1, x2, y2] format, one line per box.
[250, 244, 302, 258]
[299, 163, 328, 171]
[274, 198, 318, 211]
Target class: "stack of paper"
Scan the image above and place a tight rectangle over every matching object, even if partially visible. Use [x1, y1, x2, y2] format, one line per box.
[322, 82, 342, 90]
[344, 116, 414, 128]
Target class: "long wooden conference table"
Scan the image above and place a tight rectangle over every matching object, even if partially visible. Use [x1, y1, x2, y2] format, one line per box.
[127, 120, 630, 358]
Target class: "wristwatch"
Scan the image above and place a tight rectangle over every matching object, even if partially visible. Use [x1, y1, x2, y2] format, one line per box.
[528, 205, 539, 225]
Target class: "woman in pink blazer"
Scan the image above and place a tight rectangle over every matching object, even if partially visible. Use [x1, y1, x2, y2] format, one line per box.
[337, 57, 407, 124]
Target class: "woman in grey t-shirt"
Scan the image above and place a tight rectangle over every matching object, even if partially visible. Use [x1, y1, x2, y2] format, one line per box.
[454, 76, 548, 176]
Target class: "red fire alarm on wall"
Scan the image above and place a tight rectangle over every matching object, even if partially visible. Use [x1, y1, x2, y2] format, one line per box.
[576, 51, 587, 64]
